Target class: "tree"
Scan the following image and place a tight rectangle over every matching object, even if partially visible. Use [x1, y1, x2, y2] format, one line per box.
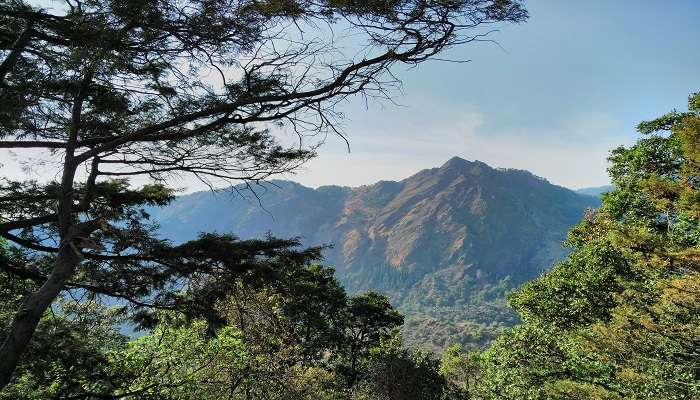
[0, 0, 528, 387]
[354, 332, 445, 400]
[335, 291, 404, 387]
[211, 263, 350, 398]
[439, 344, 482, 399]
[0, 252, 129, 399]
[0, 237, 326, 398]
[508, 237, 633, 330]
[465, 92, 700, 399]
[111, 319, 251, 399]
[580, 91, 700, 399]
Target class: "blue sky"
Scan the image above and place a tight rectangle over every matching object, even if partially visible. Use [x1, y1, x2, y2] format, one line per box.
[287, 0, 700, 190]
[3, 1, 698, 191]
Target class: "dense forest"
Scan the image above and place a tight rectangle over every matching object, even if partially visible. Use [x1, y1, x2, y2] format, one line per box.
[1, 0, 699, 398]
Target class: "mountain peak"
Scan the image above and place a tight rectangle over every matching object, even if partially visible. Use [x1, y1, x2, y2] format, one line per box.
[150, 159, 601, 352]
[440, 156, 492, 169]
[441, 156, 473, 169]
[438, 157, 493, 178]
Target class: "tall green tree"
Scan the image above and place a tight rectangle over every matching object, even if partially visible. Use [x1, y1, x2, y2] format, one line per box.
[354, 332, 445, 400]
[440, 343, 483, 398]
[335, 291, 404, 388]
[466, 92, 700, 399]
[0, 0, 528, 388]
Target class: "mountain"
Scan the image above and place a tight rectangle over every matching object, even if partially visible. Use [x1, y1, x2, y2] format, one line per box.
[149, 157, 600, 351]
[576, 184, 614, 198]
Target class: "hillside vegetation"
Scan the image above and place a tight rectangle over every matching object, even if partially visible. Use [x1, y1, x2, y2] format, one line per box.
[151, 158, 599, 351]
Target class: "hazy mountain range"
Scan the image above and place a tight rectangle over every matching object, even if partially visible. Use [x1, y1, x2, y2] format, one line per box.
[576, 184, 614, 198]
[150, 157, 600, 351]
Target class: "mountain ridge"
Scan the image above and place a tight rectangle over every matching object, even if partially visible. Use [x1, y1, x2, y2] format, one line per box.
[576, 184, 614, 198]
[150, 157, 600, 351]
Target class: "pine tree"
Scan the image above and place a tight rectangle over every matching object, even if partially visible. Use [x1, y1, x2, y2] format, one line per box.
[0, 0, 529, 387]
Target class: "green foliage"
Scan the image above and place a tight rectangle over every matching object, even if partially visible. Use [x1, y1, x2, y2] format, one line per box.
[0, 255, 439, 398]
[346, 292, 405, 346]
[335, 291, 405, 387]
[0, 278, 128, 399]
[509, 238, 632, 329]
[111, 320, 249, 398]
[444, 92, 700, 399]
[439, 344, 483, 397]
[354, 332, 446, 400]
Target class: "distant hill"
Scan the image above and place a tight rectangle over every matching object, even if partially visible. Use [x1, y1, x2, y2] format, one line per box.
[149, 157, 600, 351]
[576, 185, 614, 198]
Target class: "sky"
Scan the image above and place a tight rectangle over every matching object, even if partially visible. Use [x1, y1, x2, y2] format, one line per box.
[2, 0, 699, 192]
[280, 0, 700, 190]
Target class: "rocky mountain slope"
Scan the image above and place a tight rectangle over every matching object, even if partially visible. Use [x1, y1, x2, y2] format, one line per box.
[150, 157, 600, 351]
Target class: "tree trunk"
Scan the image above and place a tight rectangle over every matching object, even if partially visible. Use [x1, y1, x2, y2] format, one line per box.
[0, 248, 81, 389]
[0, 60, 92, 390]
